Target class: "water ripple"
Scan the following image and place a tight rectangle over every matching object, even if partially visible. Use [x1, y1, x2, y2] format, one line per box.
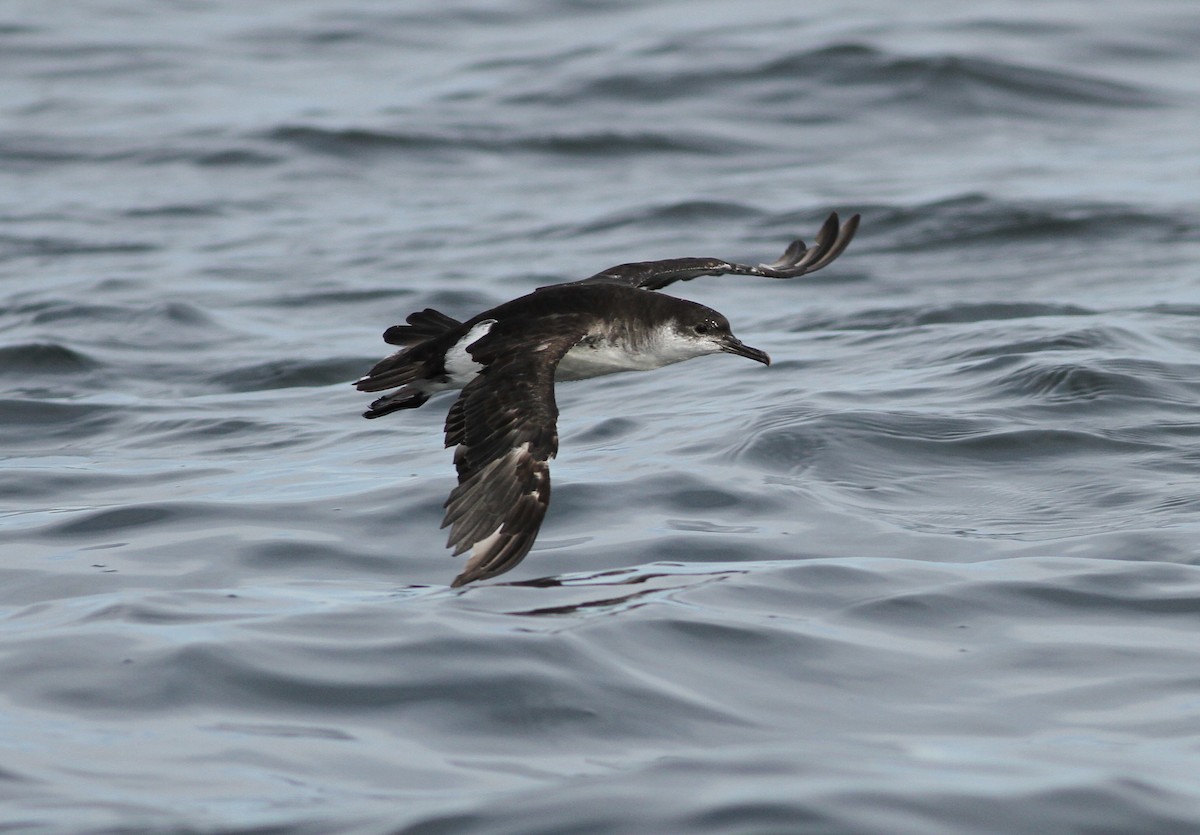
[266, 124, 736, 159]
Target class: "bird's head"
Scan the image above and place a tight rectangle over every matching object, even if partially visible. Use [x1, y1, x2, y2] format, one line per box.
[668, 311, 771, 367]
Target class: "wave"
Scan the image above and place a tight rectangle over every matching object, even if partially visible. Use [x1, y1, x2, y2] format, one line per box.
[851, 194, 1195, 252]
[510, 40, 1161, 114]
[986, 358, 1199, 405]
[0, 398, 124, 446]
[798, 301, 1096, 332]
[813, 45, 1160, 110]
[0, 341, 99, 374]
[536, 199, 765, 238]
[0, 233, 156, 261]
[0, 134, 283, 170]
[264, 124, 738, 158]
[208, 357, 365, 392]
[942, 324, 1145, 360]
[9, 298, 216, 341]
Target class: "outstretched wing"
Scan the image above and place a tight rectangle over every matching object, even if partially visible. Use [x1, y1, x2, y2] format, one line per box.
[569, 211, 860, 292]
[441, 320, 588, 587]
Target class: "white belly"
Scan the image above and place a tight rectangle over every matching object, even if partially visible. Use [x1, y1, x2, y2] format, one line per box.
[555, 339, 671, 381]
[436, 324, 693, 390]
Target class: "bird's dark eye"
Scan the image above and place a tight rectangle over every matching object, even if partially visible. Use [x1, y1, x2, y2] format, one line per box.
[693, 322, 709, 335]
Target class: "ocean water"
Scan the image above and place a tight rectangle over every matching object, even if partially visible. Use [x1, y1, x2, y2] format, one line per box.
[3, 0, 1200, 832]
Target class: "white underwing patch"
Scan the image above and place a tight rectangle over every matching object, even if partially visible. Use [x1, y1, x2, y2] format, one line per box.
[444, 319, 496, 383]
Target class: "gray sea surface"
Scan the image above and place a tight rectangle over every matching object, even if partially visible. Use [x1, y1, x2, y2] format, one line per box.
[4, 1, 1200, 832]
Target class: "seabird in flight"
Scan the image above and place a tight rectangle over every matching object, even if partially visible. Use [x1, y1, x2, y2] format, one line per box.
[355, 212, 860, 587]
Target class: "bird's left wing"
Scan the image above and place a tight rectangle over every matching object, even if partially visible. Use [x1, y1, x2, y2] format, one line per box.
[568, 211, 860, 292]
[441, 318, 589, 587]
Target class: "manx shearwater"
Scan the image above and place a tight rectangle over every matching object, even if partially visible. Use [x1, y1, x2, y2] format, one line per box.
[356, 212, 860, 587]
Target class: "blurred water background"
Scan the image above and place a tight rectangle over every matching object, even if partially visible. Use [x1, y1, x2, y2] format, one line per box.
[3, 1, 1200, 832]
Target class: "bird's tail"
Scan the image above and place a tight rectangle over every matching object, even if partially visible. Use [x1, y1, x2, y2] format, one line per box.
[355, 308, 464, 397]
[363, 386, 430, 419]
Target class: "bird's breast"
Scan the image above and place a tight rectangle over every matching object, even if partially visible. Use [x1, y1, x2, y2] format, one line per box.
[555, 336, 671, 381]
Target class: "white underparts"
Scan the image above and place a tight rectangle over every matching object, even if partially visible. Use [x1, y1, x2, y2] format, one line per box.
[555, 325, 718, 381]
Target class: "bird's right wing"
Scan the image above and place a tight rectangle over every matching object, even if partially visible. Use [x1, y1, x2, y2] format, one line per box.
[569, 211, 860, 292]
[441, 318, 589, 587]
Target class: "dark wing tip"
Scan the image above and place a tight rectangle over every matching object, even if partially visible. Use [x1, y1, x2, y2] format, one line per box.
[448, 522, 541, 587]
[751, 211, 860, 278]
[443, 458, 551, 587]
[552, 210, 859, 291]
